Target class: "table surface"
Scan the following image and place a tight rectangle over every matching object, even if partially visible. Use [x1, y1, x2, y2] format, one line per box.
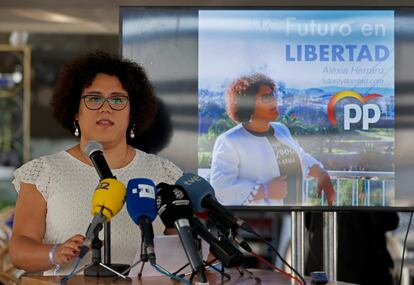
[22, 269, 358, 285]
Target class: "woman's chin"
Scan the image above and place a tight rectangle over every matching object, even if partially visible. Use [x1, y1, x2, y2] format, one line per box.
[84, 133, 122, 145]
[271, 113, 279, 121]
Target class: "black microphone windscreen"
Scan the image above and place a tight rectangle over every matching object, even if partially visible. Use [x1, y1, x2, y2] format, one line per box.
[156, 183, 193, 228]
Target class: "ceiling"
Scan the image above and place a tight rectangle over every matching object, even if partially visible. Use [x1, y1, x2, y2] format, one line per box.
[0, 0, 413, 34]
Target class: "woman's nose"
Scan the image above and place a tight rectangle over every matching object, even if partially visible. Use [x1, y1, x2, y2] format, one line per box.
[98, 100, 113, 113]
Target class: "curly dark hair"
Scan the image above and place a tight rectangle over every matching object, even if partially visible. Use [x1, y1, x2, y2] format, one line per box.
[51, 50, 156, 146]
[226, 73, 275, 123]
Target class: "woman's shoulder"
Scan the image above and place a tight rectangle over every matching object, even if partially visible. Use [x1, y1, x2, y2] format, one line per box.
[13, 151, 78, 184]
[131, 148, 183, 182]
[15, 151, 67, 172]
[134, 149, 180, 171]
[270, 122, 291, 136]
[217, 124, 244, 140]
[132, 148, 160, 164]
[12, 151, 69, 196]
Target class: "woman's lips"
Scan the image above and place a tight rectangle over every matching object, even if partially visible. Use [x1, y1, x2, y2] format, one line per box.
[96, 119, 114, 126]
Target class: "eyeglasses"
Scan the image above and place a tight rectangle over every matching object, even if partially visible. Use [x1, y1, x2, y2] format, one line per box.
[81, 95, 129, 111]
[259, 90, 278, 103]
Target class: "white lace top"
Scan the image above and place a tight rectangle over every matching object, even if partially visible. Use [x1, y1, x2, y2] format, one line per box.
[12, 149, 183, 275]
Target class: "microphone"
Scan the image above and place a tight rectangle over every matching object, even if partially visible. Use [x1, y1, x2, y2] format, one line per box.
[126, 178, 157, 263]
[84, 140, 115, 179]
[191, 217, 243, 268]
[79, 178, 126, 258]
[156, 183, 207, 283]
[79, 141, 126, 258]
[176, 173, 252, 232]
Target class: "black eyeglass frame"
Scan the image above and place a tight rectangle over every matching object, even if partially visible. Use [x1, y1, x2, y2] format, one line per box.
[80, 95, 130, 111]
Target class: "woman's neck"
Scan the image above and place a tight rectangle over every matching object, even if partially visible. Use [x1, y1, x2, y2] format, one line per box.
[243, 120, 271, 133]
[73, 139, 133, 169]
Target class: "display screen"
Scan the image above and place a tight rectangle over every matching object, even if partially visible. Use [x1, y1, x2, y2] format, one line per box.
[121, 7, 414, 209]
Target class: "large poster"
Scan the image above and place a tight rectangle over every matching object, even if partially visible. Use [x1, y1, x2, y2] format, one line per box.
[198, 10, 395, 206]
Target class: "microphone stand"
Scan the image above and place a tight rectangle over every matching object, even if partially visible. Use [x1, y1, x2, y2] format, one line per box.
[114, 235, 151, 281]
[205, 215, 262, 282]
[235, 267, 262, 283]
[188, 230, 208, 284]
[171, 234, 232, 284]
[172, 231, 202, 275]
[202, 258, 231, 282]
[176, 259, 231, 283]
[169, 234, 208, 284]
[189, 268, 208, 285]
[172, 262, 191, 276]
[81, 221, 130, 278]
[173, 262, 210, 281]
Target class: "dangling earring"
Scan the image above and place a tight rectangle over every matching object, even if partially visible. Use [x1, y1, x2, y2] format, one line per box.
[248, 114, 254, 123]
[129, 123, 135, 139]
[74, 121, 79, 137]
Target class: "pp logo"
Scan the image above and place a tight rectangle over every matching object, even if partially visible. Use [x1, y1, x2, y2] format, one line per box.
[328, 90, 382, 130]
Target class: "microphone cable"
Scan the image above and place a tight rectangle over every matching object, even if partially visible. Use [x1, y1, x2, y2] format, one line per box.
[60, 257, 81, 285]
[250, 251, 304, 285]
[151, 262, 191, 285]
[243, 227, 307, 285]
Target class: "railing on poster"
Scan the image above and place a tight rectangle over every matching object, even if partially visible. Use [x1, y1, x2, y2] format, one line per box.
[198, 168, 395, 207]
[304, 170, 395, 206]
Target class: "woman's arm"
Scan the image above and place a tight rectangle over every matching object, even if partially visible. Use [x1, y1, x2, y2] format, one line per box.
[210, 135, 258, 205]
[275, 123, 335, 205]
[9, 183, 84, 272]
[309, 165, 335, 206]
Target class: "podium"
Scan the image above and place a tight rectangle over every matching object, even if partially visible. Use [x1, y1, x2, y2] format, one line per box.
[21, 269, 358, 285]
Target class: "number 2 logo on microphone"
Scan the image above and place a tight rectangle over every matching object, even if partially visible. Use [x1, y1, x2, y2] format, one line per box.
[95, 181, 110, 190]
